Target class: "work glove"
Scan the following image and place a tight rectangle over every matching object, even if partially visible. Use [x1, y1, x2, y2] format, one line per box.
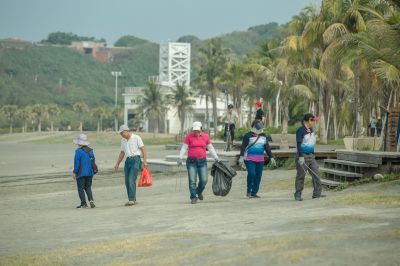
[238, 156, 244, 164]
[177, 158, 183, 166]
[298, 157, 305, 166]
[270, 158, 277, 167]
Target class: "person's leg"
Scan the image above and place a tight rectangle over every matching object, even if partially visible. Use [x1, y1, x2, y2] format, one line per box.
[83, 176, 94, 202]
[196, 159, 208, 197]
[245, 160, 256, 196]
[230, 124, 235, 140]
[307, 156, 322, 197]
[76, 178, 87, 206]
[252, 161, 264, 196]
[224, 123, 228, 140]
[124, 159, 135, 201]
[186, 159, 198, 199]
[295, 159, 307, 198]
[127, 159, 140, 201]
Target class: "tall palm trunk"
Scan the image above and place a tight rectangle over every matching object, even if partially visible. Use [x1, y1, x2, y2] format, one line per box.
[205, 95, 210, 129]
[281, 102, 289, 149]
[211, 88, 218, 139]
[318, 89, 327, 144]
[275, 88, 281, 127]
[379, 86, 394, 150]
[267, 102, 273, 127]
[38, 120, 42, 132]
[97, 120, 100, 132]
[50, 121, 54, 132]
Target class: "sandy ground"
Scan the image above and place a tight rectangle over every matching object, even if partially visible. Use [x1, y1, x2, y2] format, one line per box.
[0, 167, 399, 266]
[0, 134, 399, 265]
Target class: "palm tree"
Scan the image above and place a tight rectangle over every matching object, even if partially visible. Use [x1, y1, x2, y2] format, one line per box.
[221, 60, 252, 127]
[47, 104, 60, 132]
[73, 101, 89, 132]
[91, 107, 107, 132]
[1, 105, 18, 133]
[16, 106, 32, 133]
[31, 104, 48, 132]
[171, 81, 194, 134]
[137, 80, 167, 135]
[192, 75, 211, 129]
[110, 107, 122, 132]
[197, 38, 229, 139]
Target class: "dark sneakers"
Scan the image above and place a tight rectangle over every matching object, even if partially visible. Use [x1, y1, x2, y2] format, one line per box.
[89, 201, 96, 208]
[312, 194, 327, 199]
[294, 194, 303, 201]
[197, 193, 204, 201]
[191, 198, 198, 204]
[76, 204, 88, 208]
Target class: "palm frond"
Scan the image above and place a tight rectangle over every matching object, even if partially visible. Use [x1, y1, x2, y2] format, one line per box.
[323, 23, 348, 45]
[290, 84, 315, 99]
[372, 59, 400, 85]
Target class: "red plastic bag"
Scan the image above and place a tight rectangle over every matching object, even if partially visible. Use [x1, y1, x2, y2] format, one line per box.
[138, 167, 152, 187]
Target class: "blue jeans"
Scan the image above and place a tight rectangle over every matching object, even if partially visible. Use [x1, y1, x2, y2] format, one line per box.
[124, 156, 142, 201]
[186, 158, 208, 199]
[244, 160, 264, 196]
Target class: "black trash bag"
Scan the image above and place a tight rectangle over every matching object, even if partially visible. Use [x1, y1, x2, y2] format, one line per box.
[211, 161, 237, 196]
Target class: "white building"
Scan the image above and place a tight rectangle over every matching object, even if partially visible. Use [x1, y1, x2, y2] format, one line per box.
[122, 42, 249, 134]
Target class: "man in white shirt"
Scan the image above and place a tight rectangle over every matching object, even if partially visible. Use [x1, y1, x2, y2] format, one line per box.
[114, 125, 148, 206]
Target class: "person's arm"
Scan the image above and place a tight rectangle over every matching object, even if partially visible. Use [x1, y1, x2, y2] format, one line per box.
[239, 133, 250, 157]
[114, 151, 125, 171]
[140, 146, 147, 167]
[73, 150, 80, 178]
[206, 144, 219, 161]
[264, 139, 273, 158]
[179, 144, 188, 159]
[296, 129, 304, 157]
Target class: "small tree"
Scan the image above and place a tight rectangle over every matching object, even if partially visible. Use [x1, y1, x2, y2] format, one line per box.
[91, 107, 107, 132]
[73, 101, 89, 132]
[1, 105, 18, 133]
[31, 104, 49, 132]
[137, 80, 167, 135]
[16, 106, 32, 133]
[48, 104, 61, 132]
[171, 81, 194, 134]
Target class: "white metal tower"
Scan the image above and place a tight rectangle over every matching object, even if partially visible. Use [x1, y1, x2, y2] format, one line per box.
[159, 42, 191, 87]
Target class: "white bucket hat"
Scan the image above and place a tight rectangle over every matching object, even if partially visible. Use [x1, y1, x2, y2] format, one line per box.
[118, 124, 130, 133]
[192, 121, 202, 131]
[73, 133, 90, 146]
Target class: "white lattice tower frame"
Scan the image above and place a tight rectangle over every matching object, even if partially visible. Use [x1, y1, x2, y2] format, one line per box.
[159, 42, 191, 87]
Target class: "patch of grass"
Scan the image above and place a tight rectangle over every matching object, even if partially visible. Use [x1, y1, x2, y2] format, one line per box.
[333, 192, 400, 206]
[305, 215, 374, 224]
[317, 138, 344, 145]
[331, 173, 400, 191]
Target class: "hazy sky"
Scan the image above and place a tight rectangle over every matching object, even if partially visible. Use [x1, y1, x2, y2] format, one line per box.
[0, 0, 320, 45]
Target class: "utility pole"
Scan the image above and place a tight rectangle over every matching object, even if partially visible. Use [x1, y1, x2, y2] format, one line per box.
[111, 71, 122, 131]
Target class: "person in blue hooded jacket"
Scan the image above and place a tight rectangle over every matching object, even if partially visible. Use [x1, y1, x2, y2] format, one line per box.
[73, 134, 96, 208]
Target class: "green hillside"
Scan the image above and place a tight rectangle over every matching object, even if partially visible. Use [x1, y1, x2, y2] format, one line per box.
[0, 40, 159, 107]
[0, 22, 281, 108]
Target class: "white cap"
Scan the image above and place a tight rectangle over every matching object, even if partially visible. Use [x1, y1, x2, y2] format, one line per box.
[118, 124, 130, 133]
[73, 133, 90, 146]
[192, 121, 202, 131]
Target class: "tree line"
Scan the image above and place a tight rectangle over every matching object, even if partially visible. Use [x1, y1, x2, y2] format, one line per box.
[0, 103, 122, 133]
[188, 0, 399, 147]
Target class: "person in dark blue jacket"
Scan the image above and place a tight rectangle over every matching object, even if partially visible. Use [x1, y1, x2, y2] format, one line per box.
[73, 134, 96, 208]
[294, 113, 326, 201]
